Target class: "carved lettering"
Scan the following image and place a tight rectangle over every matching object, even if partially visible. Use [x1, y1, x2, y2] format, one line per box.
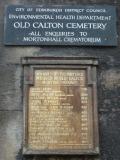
[28, 70, 93, 150]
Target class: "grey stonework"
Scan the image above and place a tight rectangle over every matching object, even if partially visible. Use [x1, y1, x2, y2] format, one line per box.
[0, 0, 120, 160]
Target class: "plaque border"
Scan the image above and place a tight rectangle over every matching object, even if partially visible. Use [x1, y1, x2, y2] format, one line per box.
[21, 57, 99, 156]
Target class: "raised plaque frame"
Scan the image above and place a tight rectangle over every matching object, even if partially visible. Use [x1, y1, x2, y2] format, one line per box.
[22, 57, 99, 156]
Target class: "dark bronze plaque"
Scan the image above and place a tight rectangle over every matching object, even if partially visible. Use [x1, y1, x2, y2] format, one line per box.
[22, 57, 99, 155]
[28, 70, 93, 150]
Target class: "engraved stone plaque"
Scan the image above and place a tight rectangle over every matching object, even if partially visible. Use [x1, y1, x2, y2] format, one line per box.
[22, 57, 99, 155]
[28, 69, 93, 150]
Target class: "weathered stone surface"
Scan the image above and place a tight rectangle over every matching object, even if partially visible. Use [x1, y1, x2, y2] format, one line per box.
[100, 112, 120, 160]
[0, 111, 22, 160]
[0, 64, 22, 110]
